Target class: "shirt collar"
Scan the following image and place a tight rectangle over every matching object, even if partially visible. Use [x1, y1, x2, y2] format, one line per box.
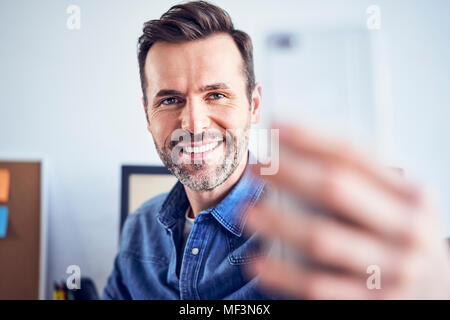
[157, 180, 190, 229]
[210, 162, 265, 236]
[157, 155, 266, 237]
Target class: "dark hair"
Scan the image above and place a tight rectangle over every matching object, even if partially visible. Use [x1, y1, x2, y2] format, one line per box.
[137, 1, 255, 109]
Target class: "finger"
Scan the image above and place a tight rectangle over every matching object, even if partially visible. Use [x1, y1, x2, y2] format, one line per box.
[246, 203, 407, 281]
[251, 150, 418, 242]
[274, 123, 419, 203]
[249, 256, 385, 299]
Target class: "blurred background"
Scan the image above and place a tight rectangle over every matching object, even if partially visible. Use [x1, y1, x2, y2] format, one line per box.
[0, 0, 449, 299]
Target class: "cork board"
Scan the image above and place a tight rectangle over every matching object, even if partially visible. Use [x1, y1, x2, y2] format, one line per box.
[0, 161, 41, 299]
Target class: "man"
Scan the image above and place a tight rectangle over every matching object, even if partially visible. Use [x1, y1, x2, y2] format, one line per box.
[103, 1, 450, 299]
[103, 0, 267, 299]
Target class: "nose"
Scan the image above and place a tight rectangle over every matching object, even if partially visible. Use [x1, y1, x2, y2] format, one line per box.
[180, 97, 211, 135]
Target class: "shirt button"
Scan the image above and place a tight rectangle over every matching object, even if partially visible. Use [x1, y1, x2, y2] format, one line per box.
[191, 248, 199, 255]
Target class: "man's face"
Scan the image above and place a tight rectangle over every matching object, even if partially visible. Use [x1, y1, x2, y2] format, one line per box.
[144, 33, 261, 190]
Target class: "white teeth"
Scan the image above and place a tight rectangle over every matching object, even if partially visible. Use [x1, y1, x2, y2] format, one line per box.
[184, 141, 220, 154]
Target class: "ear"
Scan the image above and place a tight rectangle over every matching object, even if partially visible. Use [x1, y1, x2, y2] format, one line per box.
[142, 97, 151, 132]
[250, 83, 262, 124]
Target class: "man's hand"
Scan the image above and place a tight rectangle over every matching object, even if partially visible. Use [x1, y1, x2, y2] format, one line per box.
[246, 124, 450, 299]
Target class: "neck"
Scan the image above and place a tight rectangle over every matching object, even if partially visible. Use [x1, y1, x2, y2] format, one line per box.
[184, 153, 249, 218]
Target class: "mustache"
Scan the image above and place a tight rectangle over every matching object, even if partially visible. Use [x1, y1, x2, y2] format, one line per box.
[168, 129, 230, 149]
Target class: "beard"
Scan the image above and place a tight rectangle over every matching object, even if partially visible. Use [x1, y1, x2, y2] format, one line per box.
[153, 119, 250, 191]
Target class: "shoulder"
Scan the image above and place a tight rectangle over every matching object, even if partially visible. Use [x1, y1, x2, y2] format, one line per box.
[119, 192, 168, 253]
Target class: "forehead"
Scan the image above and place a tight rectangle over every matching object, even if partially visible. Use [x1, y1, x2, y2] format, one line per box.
[144, 33, 245, 94]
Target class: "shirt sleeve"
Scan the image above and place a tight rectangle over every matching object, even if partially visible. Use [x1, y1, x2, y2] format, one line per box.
[101, 253, 132, 300]
[102, 214, 138, 300]
[101, 195, 166, 300]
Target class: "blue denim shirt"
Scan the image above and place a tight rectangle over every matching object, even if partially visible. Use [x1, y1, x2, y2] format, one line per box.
[102, 162, 273, 299]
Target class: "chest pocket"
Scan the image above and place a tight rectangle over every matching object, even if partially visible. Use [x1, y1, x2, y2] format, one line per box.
[226, 232, 267, 265]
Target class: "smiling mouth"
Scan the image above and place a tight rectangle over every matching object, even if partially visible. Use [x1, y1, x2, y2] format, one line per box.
[181, 140, 223, 155]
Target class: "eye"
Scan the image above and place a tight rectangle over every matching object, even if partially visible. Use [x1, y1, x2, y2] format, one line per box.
[160, 97, 180, 106]
[208, 92, 226, 100]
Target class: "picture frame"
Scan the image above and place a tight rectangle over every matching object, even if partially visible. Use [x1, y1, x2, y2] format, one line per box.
[120, 165, 177, 235]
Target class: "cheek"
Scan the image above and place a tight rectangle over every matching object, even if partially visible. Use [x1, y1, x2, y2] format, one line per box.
[149, 112, 179, 146]
[210, 107, 250, 130]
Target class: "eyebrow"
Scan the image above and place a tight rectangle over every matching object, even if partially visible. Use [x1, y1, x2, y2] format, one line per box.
[154, 83, 231, 98]
[155, 89, 184, 98]
[199, 82, 230, 92]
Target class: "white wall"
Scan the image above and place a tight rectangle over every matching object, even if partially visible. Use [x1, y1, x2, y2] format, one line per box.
[0, 0, 449, 298]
